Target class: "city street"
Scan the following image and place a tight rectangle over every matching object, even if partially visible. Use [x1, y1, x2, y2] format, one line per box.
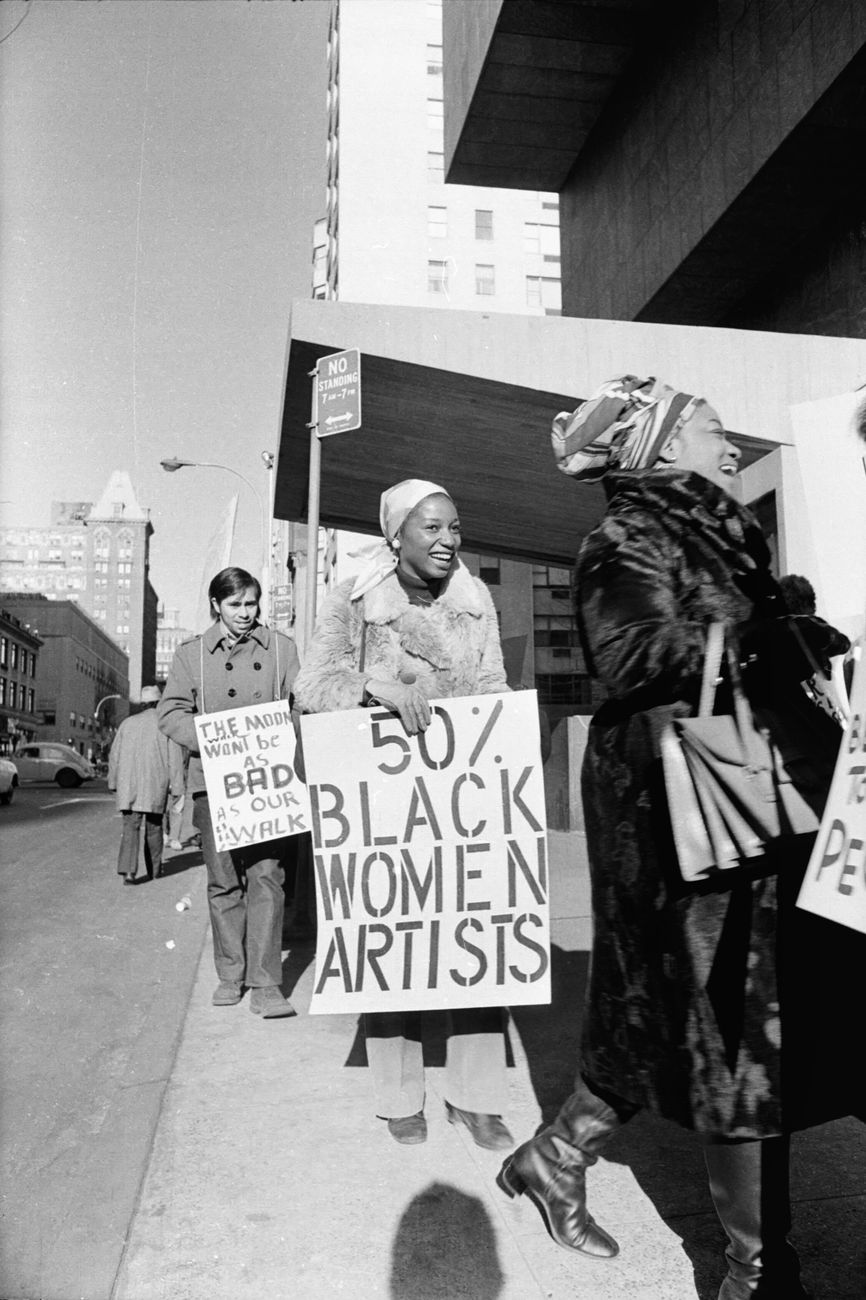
[0, 780, 209, 1300]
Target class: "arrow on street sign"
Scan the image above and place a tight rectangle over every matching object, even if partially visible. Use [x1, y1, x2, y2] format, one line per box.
[315, 348, 361, 437]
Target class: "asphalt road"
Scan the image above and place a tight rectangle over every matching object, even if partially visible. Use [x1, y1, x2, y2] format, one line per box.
[0, 779, 209, 1300]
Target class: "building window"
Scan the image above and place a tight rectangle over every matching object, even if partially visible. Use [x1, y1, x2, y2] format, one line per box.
[0, 637, 7, 668]
[28, 688, 34, 713]
[524, 223, 541, 254]
[7, 682, 15, 710]
[0, 678, 6, 706]
[426, 43, 442, 75]
[19, 651, 28, 676]
[10, 644, 18, 671]
[428, 259, 449, 295]
[118, 562, 132, 575]
[526, 275, 562, 312]
[534, 618, 578, 649]
[427, 151, 444, 183]
[475, 263, 495, 296]
[475, 209, 493, 240]
[536, 673, 593, 708]
[427, 205, 447, 238]
[426, 96, 443, 130]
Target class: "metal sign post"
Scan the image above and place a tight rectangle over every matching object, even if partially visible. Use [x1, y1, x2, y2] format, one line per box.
[304, 349, 363, 651]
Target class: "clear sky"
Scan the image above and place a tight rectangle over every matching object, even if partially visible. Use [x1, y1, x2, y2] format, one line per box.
[0, 0, 332, 630]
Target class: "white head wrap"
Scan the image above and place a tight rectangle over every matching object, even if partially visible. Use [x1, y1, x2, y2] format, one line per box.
[349, 478, 452, 601]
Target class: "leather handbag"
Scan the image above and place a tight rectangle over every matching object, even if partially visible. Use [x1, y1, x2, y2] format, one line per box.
[660, 623, 835, 883]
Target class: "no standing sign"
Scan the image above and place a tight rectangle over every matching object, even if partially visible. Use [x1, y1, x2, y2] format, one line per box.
[315, 348, 362, 437]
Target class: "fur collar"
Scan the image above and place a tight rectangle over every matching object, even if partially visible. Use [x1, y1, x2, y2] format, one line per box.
[362, 561, 484, 625]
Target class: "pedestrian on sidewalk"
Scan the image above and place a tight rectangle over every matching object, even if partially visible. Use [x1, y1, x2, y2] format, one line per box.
[108, 684, 185, 884]
[498, 376, 862, 1299]
[157, 566, 300, 1019]
[293, 478, 514, 1151]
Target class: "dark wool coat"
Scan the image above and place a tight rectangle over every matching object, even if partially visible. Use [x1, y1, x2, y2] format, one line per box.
[293, 563, 508, 714]
[157, 622, 300, 796]
[576, 468, 861, 1139]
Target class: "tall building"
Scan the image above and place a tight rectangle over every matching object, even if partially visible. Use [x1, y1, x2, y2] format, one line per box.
[1, 595, 129, 756]
[0, 471, 159, 701]
[292, 0, 588, 708]
[0, 607, 42, 754]
[155, 607, 195, 684]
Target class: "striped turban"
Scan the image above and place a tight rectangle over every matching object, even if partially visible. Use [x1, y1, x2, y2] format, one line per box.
[551, 375, 702, 482]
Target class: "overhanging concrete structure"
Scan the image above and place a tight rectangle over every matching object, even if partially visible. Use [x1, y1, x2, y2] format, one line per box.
[443, 1, 866, 335]
[275, 300, 866, 565]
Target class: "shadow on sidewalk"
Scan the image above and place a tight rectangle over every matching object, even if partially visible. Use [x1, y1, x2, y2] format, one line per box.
[389, 1182, 504, 1299]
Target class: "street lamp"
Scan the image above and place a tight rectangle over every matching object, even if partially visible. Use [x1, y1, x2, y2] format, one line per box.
[159, 456, 274, 617]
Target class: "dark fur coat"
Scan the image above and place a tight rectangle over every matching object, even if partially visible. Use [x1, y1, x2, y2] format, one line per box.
[576, 468, 860, 1138]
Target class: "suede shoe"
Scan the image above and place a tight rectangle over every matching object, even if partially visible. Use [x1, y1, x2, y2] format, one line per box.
[122, 874, 135, 885]
[249, 986, 296, 1018]
[387, 1112, 427, 1144]
[446, 1102, 514, 1150]
[212, 980, 243, 1006]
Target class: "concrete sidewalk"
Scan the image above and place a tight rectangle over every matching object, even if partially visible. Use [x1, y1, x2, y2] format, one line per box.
[113, 832, 866, 1300]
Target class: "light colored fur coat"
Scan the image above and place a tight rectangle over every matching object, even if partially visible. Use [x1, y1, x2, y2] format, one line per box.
[293, 563, 508, 713]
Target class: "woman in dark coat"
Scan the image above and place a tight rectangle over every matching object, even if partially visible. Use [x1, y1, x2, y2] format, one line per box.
[497, 376, 858, 1300]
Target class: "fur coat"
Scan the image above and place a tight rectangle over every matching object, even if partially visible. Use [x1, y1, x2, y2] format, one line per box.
[293, 563, 508, 714]
[576, 468, 860, 1138]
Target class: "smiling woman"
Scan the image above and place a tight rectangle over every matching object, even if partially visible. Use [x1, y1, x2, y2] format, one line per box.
[499, 374, 861, 1297]
[293, 477, 515, 1151]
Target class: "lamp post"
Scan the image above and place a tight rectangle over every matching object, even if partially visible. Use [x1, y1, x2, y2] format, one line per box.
[159, 456, 273, 618]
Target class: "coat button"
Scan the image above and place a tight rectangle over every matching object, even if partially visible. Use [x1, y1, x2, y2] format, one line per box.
[227, 688, 236, 698]
[225, 662, 233, 671]
[253, 662, 262, 671]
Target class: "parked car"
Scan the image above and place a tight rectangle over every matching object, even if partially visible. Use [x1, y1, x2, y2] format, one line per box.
[13, 743, 95, 788]
[0, 757, 17, 805]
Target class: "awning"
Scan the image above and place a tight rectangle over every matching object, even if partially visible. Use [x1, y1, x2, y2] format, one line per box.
[275, 339, 778, 567]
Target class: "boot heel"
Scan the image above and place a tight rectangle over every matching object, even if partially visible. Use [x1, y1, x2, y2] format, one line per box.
[496, 1159, 526, 1199]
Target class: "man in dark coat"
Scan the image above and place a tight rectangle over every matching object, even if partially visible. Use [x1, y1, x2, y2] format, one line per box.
[108, 684, 184, 884]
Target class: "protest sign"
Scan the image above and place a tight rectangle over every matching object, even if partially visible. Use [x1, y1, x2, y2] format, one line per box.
[300, 690, 551, 1015]
[797, 647, 866, 934]
[194, 701, 310, 852]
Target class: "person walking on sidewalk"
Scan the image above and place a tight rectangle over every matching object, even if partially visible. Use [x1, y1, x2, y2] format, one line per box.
[293, 479, 514, 1150]
[108, 684, 185, 885]
[158, 566, 300, 1019]
[498, 376, 861, 1299]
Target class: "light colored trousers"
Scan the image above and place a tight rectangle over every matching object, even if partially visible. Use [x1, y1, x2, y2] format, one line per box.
[364, 1007, 509, 1119]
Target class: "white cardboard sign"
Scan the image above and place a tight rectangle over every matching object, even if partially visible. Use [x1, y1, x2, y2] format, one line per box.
[797, 648, 866, 934]
[194, 702, 310, 852]
[300, 690, 551, 1015]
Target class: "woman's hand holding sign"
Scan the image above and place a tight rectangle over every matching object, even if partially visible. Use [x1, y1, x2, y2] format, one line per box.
[366, 673, 431, 735]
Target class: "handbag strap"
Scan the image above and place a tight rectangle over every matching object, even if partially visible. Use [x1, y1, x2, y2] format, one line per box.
[698, 622, 726, 717]
[358, 619, 367, 675]
[698, 622, 767, 770]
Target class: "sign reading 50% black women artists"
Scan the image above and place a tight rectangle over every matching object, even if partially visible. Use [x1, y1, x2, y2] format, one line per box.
[299, 690, 551, 1014]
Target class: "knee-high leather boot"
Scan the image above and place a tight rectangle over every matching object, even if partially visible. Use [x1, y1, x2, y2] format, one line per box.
[703, 1136, 811, 1299]
[497, 1075, 633, 1259]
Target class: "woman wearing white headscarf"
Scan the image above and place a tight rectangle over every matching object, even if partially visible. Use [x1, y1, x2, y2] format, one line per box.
[293, 479, 514, 1149]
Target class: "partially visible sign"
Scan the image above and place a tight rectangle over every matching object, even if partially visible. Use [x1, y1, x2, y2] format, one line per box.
[300, 690, 551, 1015]
[195, 701, 310, 852]
[797, 646, 866, 934]
[315, 347, 361, 437]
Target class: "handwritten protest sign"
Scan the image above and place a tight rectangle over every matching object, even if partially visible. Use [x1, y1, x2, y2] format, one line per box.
[300, 690, 551, 1015]
[195, 702, 310, 852]
[797, 648, 866, 934]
